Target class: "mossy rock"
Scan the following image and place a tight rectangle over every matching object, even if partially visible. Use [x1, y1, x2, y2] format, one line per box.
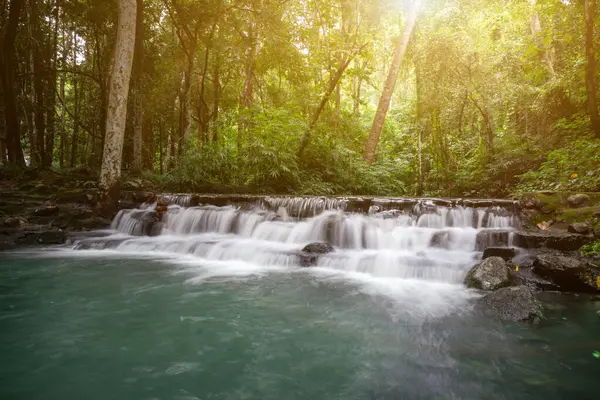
[520, 192, 600, 228]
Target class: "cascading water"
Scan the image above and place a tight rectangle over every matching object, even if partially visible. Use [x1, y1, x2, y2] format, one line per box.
[71, 196, 519, 284]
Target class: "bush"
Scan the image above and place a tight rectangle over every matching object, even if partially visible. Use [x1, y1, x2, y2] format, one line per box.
[517, 139, 600, 192]
[156, 108, 410, 196]
[581, 241, 600, 257]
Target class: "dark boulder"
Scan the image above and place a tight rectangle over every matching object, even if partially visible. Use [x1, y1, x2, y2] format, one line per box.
[482, 286, 543, 322]
[482, 247, 515, 261]
[533, 253, 600, 293]
[513, 231, 594, 251]
[567, 194, 591, 208]
[508, 266, 558, 291]
[299, 242, 335, 267]
[465, 256, 510, 290]
[568, 223, 591, 235]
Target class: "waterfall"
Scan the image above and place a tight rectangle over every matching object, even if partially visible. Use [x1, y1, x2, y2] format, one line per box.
[72, 196, 519, 284]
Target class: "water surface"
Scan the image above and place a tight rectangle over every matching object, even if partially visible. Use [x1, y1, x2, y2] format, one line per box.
[1, 251, 599, 400]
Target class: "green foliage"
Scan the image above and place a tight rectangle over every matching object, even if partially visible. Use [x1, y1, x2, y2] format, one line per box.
[581, 241, 600, 257]
[517, 139, 600, 192]
[153, 108, 409, 195]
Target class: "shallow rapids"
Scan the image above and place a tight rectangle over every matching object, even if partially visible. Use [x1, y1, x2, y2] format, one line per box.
[73, 196, 519, 284]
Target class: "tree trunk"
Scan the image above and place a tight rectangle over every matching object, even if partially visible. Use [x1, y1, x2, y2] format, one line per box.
[0, 0, 26, 166]
[0, 91, 6, 163]
[364, 5, 418, 164]
[298, 53, 358, 158]
[528, 0, 556, 79]
[142, 115, 153, 170]
[179, 60, 193, 148]
[31, 0, 46, 167]
[44, 2, 60, 168]
[585, 0, 600, 138]
[415, 57, 423, 196]
[70, 33, 79, 168]
[353, 76, 362, 117]
[211, 59, 220, 142]
[132, 0, 144, 172]
[98, 0, 137, 208]
[238, 26, 258, 154]
[334, 82, 341, 127]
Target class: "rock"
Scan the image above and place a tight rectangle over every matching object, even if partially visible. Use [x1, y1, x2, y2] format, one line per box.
[568, 223, 591, 235]
[74, 217, 111, 230]
[302, 242, 335, 254]
[0, 217, 21, 228]
[482, 286, 543, 322]
[567, 194, 591, 208]
[482, 247, 515, 261]
[546, 234, 594, 251]
[475, 230, 511, 251]
[111, 209, 159, 236]
[53, 189, 98, 205]
[513, 231, 594, 251]
[32, 183, 53, 194]
[299, 242, 335, 267]
[430, 231, 450, 249]
[0, 237, 16, 251]
[508, 267, 558, 291]
[520, 196, 541, 210]
[464, 256, 510, 290]
[533, 253, 600, 293]
[15, 231, 67, 245]
[33, 204, 59, 217]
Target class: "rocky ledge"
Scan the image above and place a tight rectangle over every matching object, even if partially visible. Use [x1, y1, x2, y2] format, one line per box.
[0, 182, 111, 250]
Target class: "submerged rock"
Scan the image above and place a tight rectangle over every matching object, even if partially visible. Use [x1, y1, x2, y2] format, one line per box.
[465, 256, 510, 290]
[482, 285, 543, 322]
[532, 253, 600, 293]
[299, 242, 335, 267]
[482, 247, 515, 261]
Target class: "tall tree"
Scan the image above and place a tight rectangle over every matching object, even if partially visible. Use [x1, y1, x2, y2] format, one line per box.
[364, 3, 418, 164]
[131, 0, 144, 172]
[584, 0, 600, 138]
[98, 0, 137, 205]
[528, 0, 556, 79]
[0, 0, 25, 166]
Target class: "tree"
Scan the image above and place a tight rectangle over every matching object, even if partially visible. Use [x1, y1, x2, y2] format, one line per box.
[98, 0, 137, 204]
[584, 0, 600, 138]
[364, 2, 418, 165]
[131, 0, 144, 172]
[0, 0, 25, 166]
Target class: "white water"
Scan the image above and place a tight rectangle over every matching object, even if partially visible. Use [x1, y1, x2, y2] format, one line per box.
[72, 198, 518, 285]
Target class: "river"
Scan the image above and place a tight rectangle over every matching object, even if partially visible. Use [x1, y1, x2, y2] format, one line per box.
[0, 197, 598, 399]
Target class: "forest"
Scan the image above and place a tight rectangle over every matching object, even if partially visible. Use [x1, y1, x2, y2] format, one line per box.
[1, 0, 600, 199]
